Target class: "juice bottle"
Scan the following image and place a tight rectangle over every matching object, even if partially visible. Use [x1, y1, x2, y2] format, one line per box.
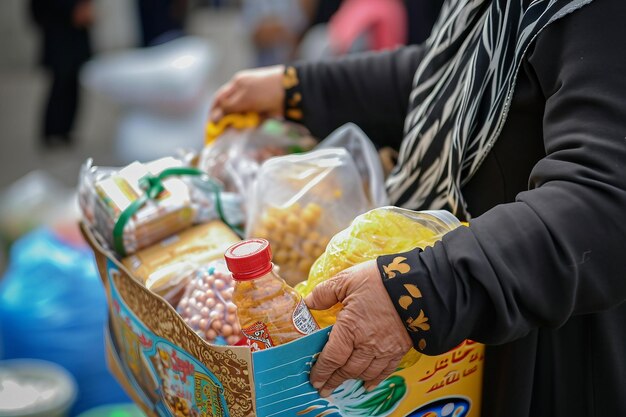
[224, 239, 319, 351]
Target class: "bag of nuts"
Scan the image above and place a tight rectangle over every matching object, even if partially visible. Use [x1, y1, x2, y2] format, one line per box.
[246, 148, 373, 287]
[176, 261, 242, 346]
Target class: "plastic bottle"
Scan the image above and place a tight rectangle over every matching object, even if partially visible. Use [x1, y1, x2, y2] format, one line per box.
[224, 239, 319, 351]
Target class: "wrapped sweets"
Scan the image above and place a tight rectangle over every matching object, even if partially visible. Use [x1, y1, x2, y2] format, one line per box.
[79, 157, 221, 256]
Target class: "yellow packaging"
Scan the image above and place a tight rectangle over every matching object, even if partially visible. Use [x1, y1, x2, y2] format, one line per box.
[122, 221, 240, 303]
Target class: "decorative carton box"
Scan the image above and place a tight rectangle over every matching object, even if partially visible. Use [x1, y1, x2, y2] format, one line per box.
[83, 224, 484, 417]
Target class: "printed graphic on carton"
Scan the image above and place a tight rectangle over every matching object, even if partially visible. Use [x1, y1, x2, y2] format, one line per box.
[92, 237, 482, 417]
[107, 265, 230, 417]
[250, 331, 483, 417]
[252, 328, 409, 417]
[405, 397, 470, 417]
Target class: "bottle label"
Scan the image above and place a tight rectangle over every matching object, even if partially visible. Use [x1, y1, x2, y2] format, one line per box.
[292, 300, 320, 335]
[241, 321, 274, 351]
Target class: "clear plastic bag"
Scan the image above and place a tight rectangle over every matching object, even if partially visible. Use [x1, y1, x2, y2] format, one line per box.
[199, 118, 316, 197]
[246, 148, 373, 287]
[295, 207, 461, 327]
[81, 36, 215, 113]
[295, 207, 461, 370]
[78, 157, 223, 257]
[317, 123, 389, 208]
[121, 221, 241, 306]
[176, 261, 242, 346]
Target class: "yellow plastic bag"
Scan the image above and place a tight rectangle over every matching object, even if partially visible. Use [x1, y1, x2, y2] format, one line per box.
[295, 207, 462, 368]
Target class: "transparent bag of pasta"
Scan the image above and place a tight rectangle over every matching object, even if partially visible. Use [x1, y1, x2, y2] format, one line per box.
[295, 207, 461, 368]
[246, 148, 372, 288]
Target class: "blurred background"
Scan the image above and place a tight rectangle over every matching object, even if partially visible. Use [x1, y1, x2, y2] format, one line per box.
[0, 1, 440, 416]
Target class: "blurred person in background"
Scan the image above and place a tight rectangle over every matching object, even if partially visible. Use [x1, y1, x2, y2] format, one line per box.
[298, 0, 418, 61]
[242, 0, 310, 66]
[326, 0, 407, 55]
[137, 0, 188, 46]
[30, 0, 93, 148]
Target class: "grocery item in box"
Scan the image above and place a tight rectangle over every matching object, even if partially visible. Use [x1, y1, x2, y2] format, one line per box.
[224, 239, 319, 351]
[296, 207, 462, 368]
[82, 221, 484, 417]
[200, 117, 316, 196]
[79, 157, 223, 256]
[247, 148, 373, 287]
[177, 261, 241, 345]
[122, 221, 240, 305]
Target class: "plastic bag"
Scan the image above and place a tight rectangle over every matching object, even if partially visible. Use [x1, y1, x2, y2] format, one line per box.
[246, 148, 373, 287]
[0, 171, 77, 245]
[81, 36, 215, 112]
[295, 207, 461, 369]
[122, 221, 241, 306]
[199, 117, 316, 197]
[0, 229, 129, 415]
[176, 261, 242, 346]
[317, 123, 389, 207]
[78, 157, 226, 257]
[295, 207, 461, 326]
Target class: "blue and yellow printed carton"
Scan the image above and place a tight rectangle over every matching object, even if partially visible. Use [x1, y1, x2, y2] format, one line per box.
[83, 224, 484, 417]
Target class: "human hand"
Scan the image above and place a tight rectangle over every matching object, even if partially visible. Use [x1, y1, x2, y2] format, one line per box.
[304, 260, 413, 397]
[210, 66, 285, 122]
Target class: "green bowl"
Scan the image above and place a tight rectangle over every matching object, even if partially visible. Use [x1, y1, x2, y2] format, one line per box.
[75, 404, 146, 417]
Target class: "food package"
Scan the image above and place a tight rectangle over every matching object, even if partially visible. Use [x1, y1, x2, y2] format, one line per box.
[295, 207, 461, 369]
[199, 116, 316, 196]
[177, 261, 242, 346]
[246, 148, 373, 287]
[79, 157, 224, 256]
[317, 123, 389, 207]
[296, 207, 462, 327]
[122, 221, 240, 305]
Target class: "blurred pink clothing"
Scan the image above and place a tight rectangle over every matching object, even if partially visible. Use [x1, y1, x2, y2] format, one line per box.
[329, 0, 407, 54]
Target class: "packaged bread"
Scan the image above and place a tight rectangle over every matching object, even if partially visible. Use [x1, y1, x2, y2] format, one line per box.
[122, 221, 240, 305]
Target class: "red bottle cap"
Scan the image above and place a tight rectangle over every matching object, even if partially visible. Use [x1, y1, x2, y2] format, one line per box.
[225, 239, 273, 281]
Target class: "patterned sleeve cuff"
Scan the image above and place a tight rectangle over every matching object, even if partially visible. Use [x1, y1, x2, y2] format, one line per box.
[283, 65, 304, 123]
[377, 248, 432, 353]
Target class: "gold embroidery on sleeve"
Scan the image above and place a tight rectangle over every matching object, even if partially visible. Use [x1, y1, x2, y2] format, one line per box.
[406, 309, 430, 332]
[283, 66, 300, 89]
[404, 284, 422, 298]
[382, 256, 411, 278]
[398, 295, 413, 310]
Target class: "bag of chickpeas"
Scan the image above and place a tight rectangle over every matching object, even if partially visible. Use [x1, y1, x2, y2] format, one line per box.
[246, 148, 373, 287]
[176, 260, 242, 346]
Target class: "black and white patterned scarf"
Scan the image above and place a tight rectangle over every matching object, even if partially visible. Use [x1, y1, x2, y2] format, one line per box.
[386, 0, 593, 220]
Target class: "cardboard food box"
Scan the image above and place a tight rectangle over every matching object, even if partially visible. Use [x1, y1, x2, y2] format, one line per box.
[83, 223, 484, 417]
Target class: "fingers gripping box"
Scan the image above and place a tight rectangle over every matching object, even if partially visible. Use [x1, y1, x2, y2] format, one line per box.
[83, 223, 484, 417]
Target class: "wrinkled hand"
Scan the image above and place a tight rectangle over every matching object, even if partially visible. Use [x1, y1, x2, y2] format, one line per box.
[305, 260, 413, 397]
[210, 66, 285, 121]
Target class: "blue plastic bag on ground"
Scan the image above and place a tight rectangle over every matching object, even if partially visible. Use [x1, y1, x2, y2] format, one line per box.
[0, 228, 129, 416]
